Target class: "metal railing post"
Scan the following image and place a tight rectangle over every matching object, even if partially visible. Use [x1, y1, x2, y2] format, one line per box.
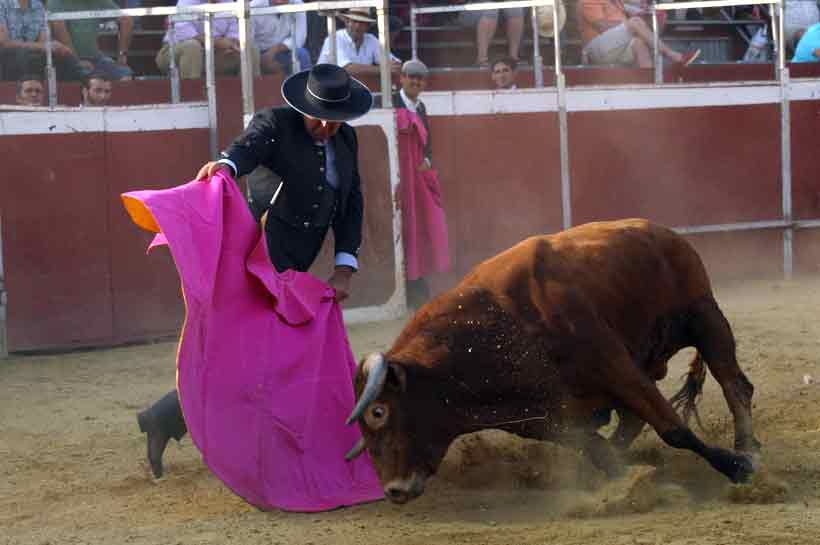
[238, 0, 256, 128]
[652, 5, 662, 84]
[777, 0, 791, 279]
[376, 0, 392, 108]
[168, 21, 181, 103]
[776, 1, 785, 75]
[43, 9, 57, 108]
[532, 5, 543, 88]
[327, 12, 338, 65]
[551, 0, 561, 78]
[204, 13, 219, 159]
[289, 15, 300, 73]
[552, 0, 570, 229]
[410, 4, 418, 60]
[781, 66, 792, 279]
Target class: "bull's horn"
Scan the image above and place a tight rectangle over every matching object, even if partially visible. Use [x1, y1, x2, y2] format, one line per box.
[346, 352, 388, 425]
[345, 437, 367, 461]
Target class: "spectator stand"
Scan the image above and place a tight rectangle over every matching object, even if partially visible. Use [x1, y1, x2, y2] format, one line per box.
[651, 0, 784, 83]
[409, 0, 559, 88]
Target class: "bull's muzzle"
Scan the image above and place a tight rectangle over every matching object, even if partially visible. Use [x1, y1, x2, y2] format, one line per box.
[383, 474, 426, 504]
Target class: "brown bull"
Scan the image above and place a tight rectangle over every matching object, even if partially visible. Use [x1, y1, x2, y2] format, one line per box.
[346, 219, 760, 504]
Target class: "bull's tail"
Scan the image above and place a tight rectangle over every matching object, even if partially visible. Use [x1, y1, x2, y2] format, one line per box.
[669, 352, 707, 432]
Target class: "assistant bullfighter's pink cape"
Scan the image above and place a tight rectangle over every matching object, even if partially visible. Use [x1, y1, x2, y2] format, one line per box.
[397, 107, 451, 281]
[121, 172, 383, 512]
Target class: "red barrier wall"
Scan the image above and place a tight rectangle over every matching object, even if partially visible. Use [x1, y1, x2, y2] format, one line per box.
[4, 76, 820, 352]
[1, 129, 207, 350]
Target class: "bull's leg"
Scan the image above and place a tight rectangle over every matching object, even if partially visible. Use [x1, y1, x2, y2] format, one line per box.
[688, 298, 760, 454]
[560, 425, 625, 479]
[611, 370, 754, 483]
[611, 408, 645, 451]
[583, 431, 625, 478]
[587, 338, 755, 483]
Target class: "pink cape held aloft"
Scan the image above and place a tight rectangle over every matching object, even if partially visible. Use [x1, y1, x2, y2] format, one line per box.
[121, 172, 384, 512]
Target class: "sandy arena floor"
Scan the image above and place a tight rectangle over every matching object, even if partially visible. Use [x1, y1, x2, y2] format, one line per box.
[3, 277, 820, 545]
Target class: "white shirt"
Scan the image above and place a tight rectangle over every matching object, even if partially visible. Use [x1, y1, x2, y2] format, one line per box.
[250, 0, 307, 52]
[318, 29, 383, 67]
[399, 88, 419, 113]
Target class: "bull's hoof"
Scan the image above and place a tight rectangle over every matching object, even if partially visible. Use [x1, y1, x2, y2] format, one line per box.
[706, 447, 756, 483]
[728, 453, 756, 484]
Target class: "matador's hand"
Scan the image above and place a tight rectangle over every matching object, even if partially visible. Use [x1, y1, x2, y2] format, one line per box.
[195, 161, 231, 181]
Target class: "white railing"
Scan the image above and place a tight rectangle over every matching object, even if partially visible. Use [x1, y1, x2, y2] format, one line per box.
[44, 0, 395, 127]
[652, 0, 792, 276]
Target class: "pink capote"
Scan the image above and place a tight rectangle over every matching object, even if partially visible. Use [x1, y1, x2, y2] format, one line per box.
[397, 107, 451, 281]
[121, 172, 384, 512]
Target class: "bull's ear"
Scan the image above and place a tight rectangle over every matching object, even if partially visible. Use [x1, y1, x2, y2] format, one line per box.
[386, 363, 407, 393]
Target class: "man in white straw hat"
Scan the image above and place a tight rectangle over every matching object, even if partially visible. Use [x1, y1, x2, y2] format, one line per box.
[317, 7, 400, 76]
[137, 64, 374, 478]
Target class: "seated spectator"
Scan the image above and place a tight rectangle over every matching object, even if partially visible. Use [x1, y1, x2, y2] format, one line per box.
[786, 0, 820, 49]
[577, 0, 699, 68]
[317, 7, 400, 76]
[81, 71, 112, 106]
[793, 22, 820, 61]
[454, 0, 524, 68]
[15, 73, 43, 105]
[251, 0, 311, 76]
[48, 0, 134, 80]
[156, 0, 260, 79]
[0, 0, 87, 81]
[490, 55, 517, 90]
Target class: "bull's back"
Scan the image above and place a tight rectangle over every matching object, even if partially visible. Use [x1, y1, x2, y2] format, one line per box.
[461, 219, 712, 333]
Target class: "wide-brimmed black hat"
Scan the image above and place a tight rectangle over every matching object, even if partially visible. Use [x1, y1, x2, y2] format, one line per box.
[282, 64, 373, 122]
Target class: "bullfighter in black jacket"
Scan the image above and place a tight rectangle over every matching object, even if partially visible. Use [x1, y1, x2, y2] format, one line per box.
[137, 64, 374, 479]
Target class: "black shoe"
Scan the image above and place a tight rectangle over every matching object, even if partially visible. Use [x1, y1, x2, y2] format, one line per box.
[137, 410, 170, 478]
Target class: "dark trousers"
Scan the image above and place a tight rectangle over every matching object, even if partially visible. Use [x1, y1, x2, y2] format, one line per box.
[305, 11, 328, 65]
[0, 48, 89, 82]
[145, 390, 188, 441]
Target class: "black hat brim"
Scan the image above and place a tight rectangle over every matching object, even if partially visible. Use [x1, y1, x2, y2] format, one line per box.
[282, 70, 374, 122]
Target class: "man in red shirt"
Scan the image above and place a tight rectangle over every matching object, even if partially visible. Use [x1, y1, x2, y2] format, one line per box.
[577, 0, 699, 68]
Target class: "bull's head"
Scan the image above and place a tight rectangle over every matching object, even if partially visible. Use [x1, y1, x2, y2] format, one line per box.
[345, 352, 452, 504]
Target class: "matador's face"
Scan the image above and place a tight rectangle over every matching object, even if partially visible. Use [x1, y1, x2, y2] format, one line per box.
[304, 115, 342, 141]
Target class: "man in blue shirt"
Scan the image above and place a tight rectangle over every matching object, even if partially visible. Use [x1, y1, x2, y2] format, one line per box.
[793, 22, 820, 62]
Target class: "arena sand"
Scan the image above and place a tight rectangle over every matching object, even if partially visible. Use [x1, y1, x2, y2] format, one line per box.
[3, 277, 820, 545]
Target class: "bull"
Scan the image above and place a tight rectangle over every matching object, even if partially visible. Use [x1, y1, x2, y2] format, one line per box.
[345, 219, 760, 504]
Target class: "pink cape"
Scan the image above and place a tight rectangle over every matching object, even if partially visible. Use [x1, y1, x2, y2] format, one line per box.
[397, 107, 451, 281]
[121, 172, 384, 512]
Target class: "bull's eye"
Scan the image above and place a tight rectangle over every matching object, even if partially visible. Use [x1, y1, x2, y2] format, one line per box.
[364, 402, 389, 429]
